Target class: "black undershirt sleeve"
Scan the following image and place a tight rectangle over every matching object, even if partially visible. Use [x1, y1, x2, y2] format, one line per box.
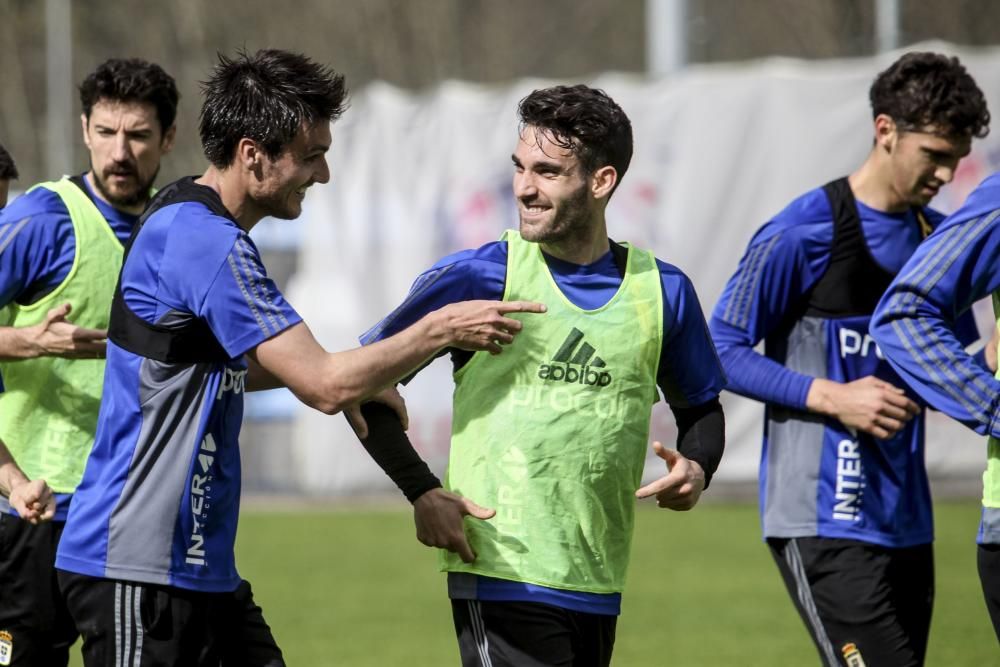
[354, 402, 441, 503]
[669, 397, 725, 489]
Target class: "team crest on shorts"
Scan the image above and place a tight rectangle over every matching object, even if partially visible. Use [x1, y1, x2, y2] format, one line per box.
[841, 642, 866, 667]
[0, 630, 13, 666]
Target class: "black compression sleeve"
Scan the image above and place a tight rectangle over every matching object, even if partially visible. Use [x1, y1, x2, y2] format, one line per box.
[354, 402, 441, 503]
[670, 398, 725, 489]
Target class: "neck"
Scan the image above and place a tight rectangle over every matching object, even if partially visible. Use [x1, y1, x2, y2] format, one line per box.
[848, 150, 909, 213]
[84, 171, 148, 216]
[196, 166, 262, 231]
[539, 221, 610, 265]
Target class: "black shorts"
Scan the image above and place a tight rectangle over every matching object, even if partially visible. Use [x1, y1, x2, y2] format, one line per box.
[57, 571, 284, 667]
[977, 543, 1000, 643]
[768, 537, 933, 667]
[0, 514, 77, 667]
[451, 599, 616, 667]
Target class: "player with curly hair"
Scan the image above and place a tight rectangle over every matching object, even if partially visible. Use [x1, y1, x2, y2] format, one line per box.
[709, 52, 990, 665]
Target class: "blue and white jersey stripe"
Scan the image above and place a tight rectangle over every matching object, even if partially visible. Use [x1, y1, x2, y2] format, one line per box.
[873, 172, 1000, 438]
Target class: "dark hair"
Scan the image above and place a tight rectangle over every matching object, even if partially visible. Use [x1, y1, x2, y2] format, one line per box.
[0, 143, 17, 180]
[870, 52, 990, 139]
[199, 49, 348, 169]
[79, 58, 179, 133]
[517, 85, 633, 191]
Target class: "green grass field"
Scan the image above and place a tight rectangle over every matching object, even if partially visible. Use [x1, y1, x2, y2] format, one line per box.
[69, 499, 996, 665]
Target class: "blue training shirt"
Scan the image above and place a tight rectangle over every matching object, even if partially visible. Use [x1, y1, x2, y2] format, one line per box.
[710, 185, 978, 548]
[361, 238, 726, 615]
[872, 171, 1000, 545]
[0, 175, 138, 520]
[56, 183, 301, 592]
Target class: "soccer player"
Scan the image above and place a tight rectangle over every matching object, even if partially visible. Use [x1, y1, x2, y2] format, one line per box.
[871, 172, 1000, 643]
[0, 58, 177, 667]
[708, 52, 990, 665]
[0, 142, 17, 208]
[53, 49, 543, 666]
[356, 84, 726, 666]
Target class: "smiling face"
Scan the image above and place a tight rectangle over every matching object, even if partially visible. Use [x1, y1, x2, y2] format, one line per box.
[82, 99, 174, 213]
[251, 120, 331, 220]
[878, 116, 972, 207]
[511, 126, 596, 245]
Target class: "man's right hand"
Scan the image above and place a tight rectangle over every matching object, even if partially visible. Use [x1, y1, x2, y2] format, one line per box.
[27, 303, 107, 359]
[806, 376, 920, 439]
[413, 488, 495, 563]
[431, 300, 546, 355]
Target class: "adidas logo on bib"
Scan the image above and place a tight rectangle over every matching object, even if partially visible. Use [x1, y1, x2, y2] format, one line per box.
[537, 327, 613, 388]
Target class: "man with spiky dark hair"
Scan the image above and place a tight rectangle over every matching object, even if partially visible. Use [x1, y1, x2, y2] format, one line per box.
[710, 51, 990, 665]
[0, 58, 177, 667]
[0, 142, 18, 208]
[356, 83, 726, 666]
[54, 49, 542, 666]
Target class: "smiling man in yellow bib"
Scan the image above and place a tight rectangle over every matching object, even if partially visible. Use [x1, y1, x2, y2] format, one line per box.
[357, 84, 727, 667]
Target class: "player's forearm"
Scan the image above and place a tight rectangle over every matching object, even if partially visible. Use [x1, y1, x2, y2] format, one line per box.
[0, 324, 43, 360]
[716, 343, 813, 411]
[671, 398, 725, 489]
[356, 402, 441, 502]
[246, 356, 285, 392]
[315, 311, 453, 412]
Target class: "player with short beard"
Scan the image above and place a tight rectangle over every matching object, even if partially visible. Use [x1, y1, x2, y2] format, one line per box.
[0, 58, 177, 667]
[356, 84, 726, 666]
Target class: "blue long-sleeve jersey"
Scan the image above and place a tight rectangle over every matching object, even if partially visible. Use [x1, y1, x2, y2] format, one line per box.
[872, 171, 1000, 545]
[710, 184, 976, 547]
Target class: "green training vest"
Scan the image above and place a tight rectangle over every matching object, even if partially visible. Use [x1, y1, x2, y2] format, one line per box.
[0, 178, 123, 493]
[442, 230, 664, 593]
[985, 295, 1000, 512]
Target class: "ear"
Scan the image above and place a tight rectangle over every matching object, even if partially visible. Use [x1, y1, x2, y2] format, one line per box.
[80, 114, 92, 149]
[159, 124, 177, 156]
[235, 138, 261, 172]
[874, 113, 897, 153]
[590, 165, 618, 200]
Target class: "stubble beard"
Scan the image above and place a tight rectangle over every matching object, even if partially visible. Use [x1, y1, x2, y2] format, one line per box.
[92, 163, 158, 210]
[519, 183, 591, 245]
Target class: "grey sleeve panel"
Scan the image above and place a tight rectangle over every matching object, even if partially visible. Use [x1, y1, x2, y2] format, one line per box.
[104, 358, 214, 582]
[762, 317, 827, 537]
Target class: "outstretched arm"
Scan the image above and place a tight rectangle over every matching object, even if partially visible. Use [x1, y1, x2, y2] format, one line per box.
[250, 299, 545, 416]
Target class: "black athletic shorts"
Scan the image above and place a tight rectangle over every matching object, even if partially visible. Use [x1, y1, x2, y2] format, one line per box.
[57, 571, 284, 667]
[768, 537, 933, 667]
[977, 543, 1000, 643]
[451, 599, 617, 667]
[0, 514, 77, 667]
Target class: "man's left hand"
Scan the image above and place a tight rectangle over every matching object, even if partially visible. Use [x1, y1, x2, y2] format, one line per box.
[345, 386, 409, 439]
[635, 442, 705, 511]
